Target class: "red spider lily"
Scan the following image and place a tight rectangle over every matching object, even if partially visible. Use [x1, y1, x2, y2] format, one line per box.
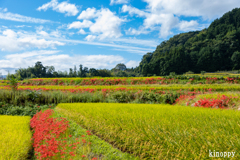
[194, 95, 235, 109]
[30, 109, 82, 160]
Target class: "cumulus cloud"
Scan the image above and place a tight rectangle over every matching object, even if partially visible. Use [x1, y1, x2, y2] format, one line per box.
[178, 20, 199, 31]
[0, 29, 65, 51]
[37, 0, 79, 16]
[110, 0, 129, 5]
[78, 29, 86, 34]
[75, 8, 125, 40]
[144, 13, 179, 37]
[77, 8, 97, 20]
[122, 5, 147, 17]
[122, 5, 178, 37]
[85, 35, 97, 41]
[0, 50, 126, 74]
[89, 8, 124, 39]
[68, 20, 93, 29]
[37, 30, 49, 37]
[0, 11, 52, 23]
[143, 0, 240, 19]
[122, 0, 240, 38]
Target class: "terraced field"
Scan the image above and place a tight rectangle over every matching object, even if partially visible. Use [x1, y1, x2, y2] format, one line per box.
[1, 75, 240, 159]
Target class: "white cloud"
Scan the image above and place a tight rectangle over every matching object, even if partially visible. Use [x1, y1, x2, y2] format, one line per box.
[143, 0, 240, 19]
[3, 29, 17, 38]
[77, 8, 97, 20]
[5, 50, 60, 59]
[37, 0, 79, 16]
[3, 8, 7, 12]
[125, 27, 150, 35]
[144, 13, 179, 37]
[115, 38, 158, 48]
[178, 20, 199, 31]
[50, 30, 62, 37]
[126, 60, 140, 68]
[0, 11, 52, 23]
[122, 0, 240, 38]
[89, 8, 125, 40]
[122, 5, 179, 37]
[0, 29, 65, 51]
[85, 35, 97, 41]
[37, 30, 49, 37]
[57, 37, 155, 54]
[78, 29, 86, 34]
[76, 8, 125, 39]
[110, 0, 129, 5]
[68, 20, 93, 29]
[0, 50, 126, 74]
[122, 5, 147, 17]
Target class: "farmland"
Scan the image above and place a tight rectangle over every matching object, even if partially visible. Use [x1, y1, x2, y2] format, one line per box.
[1, 75, 240, 159]
[0, 116, 32, 160]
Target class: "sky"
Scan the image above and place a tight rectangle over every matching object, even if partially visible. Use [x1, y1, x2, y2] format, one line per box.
[0, 0, 240, 75]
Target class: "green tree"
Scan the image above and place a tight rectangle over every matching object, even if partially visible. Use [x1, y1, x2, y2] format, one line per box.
[231, 51, 240, 69]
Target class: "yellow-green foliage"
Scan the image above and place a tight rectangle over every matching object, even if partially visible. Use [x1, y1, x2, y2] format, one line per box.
[56, 103, 240, 159]
[196, 92, 240, 99]
[185, 73, 240, 77]
[19, 83, 240, 91]
[0, 83, 7, 86]
[0, 116, 32, 160]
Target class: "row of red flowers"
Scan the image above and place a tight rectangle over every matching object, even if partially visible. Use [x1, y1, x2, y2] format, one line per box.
[19, 77, 240, 86]
[194, 95, 237, 109]
[30, 109, 97, 160]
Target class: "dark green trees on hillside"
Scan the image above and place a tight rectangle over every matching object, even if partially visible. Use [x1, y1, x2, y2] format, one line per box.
[137, 8, 240, 76]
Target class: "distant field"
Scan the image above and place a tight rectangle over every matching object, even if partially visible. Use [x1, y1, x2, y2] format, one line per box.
[56, 103, 240, 159]
[0, 116, 32, 160]
[18, 83, 240, 91]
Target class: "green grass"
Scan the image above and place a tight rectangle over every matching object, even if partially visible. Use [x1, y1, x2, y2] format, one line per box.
[56, 103, 240, 159]
[0, 115, 32, 160]
[53, 111, 138, 160]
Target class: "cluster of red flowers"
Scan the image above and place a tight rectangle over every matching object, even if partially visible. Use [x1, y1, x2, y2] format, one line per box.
[81, 78, 129, 85]
[194, 95, 235, 109]
[30, 109, 98, 160]
[173, 92, 197, 105]
[30, 109, 74, 159]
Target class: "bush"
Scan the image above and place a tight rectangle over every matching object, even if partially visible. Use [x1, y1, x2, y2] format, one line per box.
[201, 71, 206, 75]
[185, 71, 194, 74]
[0, 102, 55, 117]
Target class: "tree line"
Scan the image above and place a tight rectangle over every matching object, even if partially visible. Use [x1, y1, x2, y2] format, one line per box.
[13, 62, 138, 79]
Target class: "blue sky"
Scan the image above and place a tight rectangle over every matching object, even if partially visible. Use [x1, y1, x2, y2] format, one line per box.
[0, 0, 239, 74]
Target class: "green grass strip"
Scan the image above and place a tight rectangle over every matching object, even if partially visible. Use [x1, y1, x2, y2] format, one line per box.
[56, 103, 240, 159]
[0, 115, 32, 160]
[53, 110, 138, 160]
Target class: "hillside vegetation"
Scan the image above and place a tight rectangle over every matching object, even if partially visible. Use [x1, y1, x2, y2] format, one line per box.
[137, 8, 240, 76]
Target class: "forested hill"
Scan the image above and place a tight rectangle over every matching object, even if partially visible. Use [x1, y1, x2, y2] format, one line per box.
[136, 8, 240, 76]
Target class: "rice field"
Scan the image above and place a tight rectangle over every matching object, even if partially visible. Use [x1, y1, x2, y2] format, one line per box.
[17, 83, 240, 92]
[1, 75, 240, 159]
[0, 116, 32, 160]
[56, 103, 240, 159]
